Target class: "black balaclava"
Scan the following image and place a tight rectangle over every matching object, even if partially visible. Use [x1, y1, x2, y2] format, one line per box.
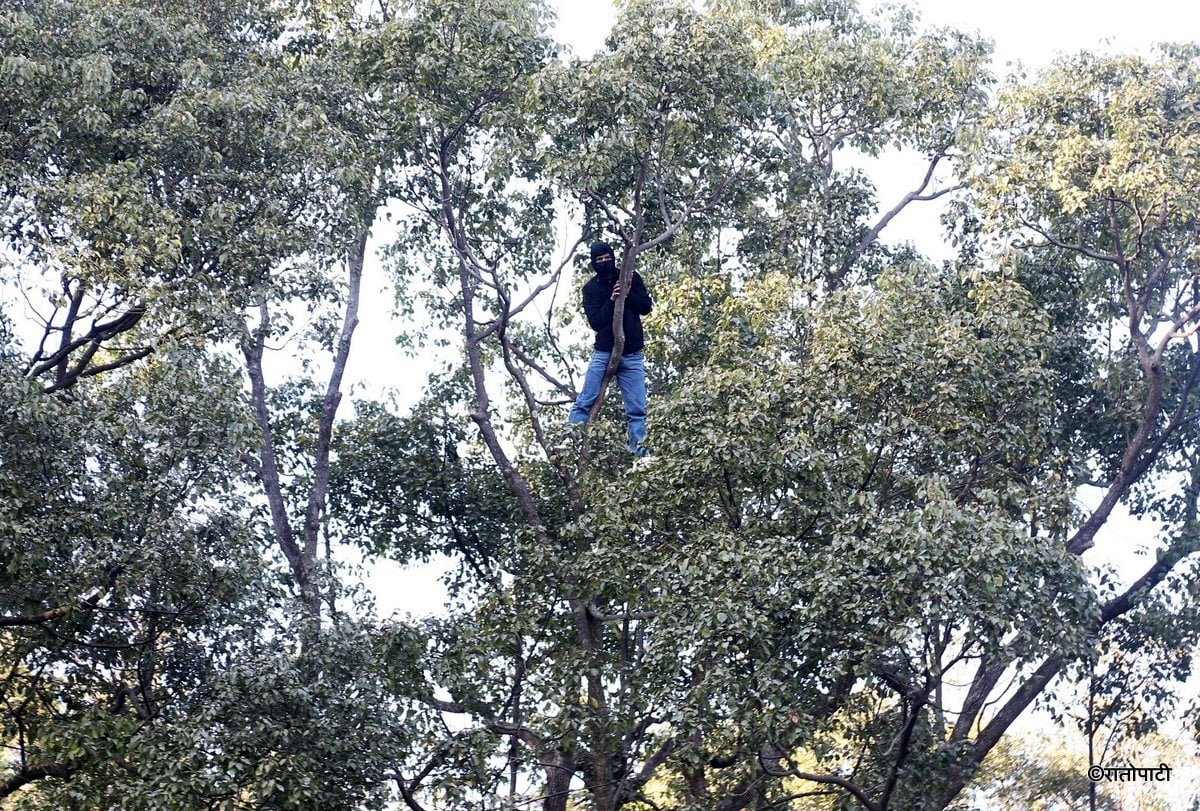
[590, 241, 617, 281]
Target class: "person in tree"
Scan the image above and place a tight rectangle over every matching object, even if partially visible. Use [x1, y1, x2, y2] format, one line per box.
[569, 240, 653, 453]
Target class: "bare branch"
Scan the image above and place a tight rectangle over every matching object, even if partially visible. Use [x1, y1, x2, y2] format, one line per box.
[68, 347, 154, 383]
[789, 771, 880, 811]
[510, 342, 574, 399]
[1020, 220, 1121, 265]
[0, 571, 119, 628]
[302, 231, 367, 573]
[831, 154, 960, 289]
[0, 606, 71, 627]
[474, 237, 584, 343]
[242, 301, 315, 613]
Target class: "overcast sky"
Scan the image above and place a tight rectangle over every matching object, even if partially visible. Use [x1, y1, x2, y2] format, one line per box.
[552, 0, 1199, 68]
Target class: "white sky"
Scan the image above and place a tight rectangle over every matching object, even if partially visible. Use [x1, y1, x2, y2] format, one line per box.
[552, 0, 1200, 68]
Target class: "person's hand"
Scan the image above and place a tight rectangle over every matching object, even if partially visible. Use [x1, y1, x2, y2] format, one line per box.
[610, 282, 624, 301]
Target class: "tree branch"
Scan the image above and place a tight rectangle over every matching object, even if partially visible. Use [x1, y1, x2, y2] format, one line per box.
[302, 230, 367, 591]
[437, 143, 545, 532]
[242, 301, 315, 615]
[831, 153, 959, 289]
[28, 296, 149, 391]
[0, 571, 119, 628]
[0, 606, 72, 627]
[1019, 220, 1121, 265]
[789, 771, 880, 811]
[0, 762, 73, 799]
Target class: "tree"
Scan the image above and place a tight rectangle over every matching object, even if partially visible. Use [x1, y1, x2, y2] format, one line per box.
[351, 2, 1014, 810]
[6, 1, 1200, 809]
[374, 16, 1200, 811]
[0, 0, 365, 392]
[727, 0, 992, 291]
[2, 0, 412, 806]
[927, 45, 1200, 806]
[0, 321, 271, 806]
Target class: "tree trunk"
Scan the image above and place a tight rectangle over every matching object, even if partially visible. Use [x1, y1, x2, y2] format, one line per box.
[543, 751, 575, 811]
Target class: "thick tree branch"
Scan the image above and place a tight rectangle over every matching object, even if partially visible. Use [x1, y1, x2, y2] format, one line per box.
[949, 658, 1008, 743]
[879, 690, 928, 810]
[0, 762, 73, 799]
[0, 571, 119, 628]
[621, 737, 676, 799]
[430, 697, 545, 754]
[1064, 257, 1178, 556]
[396, 777, 432, 811]
[0, 606, 72, 627]
[27, 295, 149, 391]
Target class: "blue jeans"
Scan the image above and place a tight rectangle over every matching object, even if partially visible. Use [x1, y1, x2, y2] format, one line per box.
[569, 351, 647, 453]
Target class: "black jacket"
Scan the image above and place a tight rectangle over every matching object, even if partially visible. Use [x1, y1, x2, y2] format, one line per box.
[582, 270, 652, 355]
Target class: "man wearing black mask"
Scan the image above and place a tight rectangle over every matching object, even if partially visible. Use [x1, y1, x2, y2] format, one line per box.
[568, 240, 653, 453]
